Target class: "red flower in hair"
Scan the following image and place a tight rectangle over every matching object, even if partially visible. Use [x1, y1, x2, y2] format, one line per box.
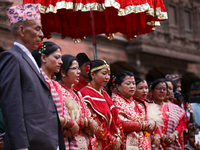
[112, 75, 116, 87]
[37, 41, 46, 54]
[38, 41, 43, 50]
[85, 65, 90, 73]
[112, 79, 115, 86]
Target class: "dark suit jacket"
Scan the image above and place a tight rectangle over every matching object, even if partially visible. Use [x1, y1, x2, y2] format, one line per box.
[0, 45, 65, 150]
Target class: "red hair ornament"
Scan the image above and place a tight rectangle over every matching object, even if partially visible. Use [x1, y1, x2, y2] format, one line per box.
[38, 41, 43, 50]
[38, 41, 46, 54]
[112, 75, 116, 87]
[85, 65, 90, 74]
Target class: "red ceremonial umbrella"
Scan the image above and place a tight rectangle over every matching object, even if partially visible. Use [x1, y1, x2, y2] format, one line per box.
[23, 0, 168, 59]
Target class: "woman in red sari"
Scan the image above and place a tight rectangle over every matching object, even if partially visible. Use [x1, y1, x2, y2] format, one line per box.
[164, 79, 187, 149]
[151, 78, 185, 150]
[134, 77, 162, 149]
[80, 59, 124, 150]
[32, 41, 79, 150]
[163, 79, 176, 103]
[134, 77, 153, 103]
[55, 54, 98, 150]
[112, 71, 156, 150]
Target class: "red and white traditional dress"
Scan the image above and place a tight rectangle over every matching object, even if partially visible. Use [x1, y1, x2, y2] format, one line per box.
[156, 102, 185, 150]
[40, 69, 78, 150]
[58, 80, 91, 150]
[112, 92, 151, 150]
[80, 85, 124, 150]
[73, 77, 88, 91]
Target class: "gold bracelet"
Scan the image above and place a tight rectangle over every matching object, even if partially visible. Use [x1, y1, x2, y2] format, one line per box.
[143, 121, 145, 130]
[173, 132, 178, 139]
[63, 117, 67, 127]
[85, 117, 88, 127]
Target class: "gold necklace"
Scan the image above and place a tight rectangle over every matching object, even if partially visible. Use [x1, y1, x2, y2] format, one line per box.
[160, 103, 165, 117]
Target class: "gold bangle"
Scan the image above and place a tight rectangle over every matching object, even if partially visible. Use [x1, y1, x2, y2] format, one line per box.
[173, 132, 178, 139]
[63, 117, 67, 127]
[85, 117, 88, 127]
[143, 121, 145, 130]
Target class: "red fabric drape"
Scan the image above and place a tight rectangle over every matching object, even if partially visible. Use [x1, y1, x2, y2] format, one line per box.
[23, 0, 168, 39]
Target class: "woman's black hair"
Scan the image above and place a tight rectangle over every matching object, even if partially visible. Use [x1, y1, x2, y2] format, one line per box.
[32, 49, 42, 67]
[105, 78, 113, 96]
[135, 76, 145, 86]
[88, 59, 109, 81]
[165, 79, 177, 92]
[151, 78, 168, 91]
[55, 54, 77, 81]
[115, 71, 134, 86]
[106, 75, 116, 96]
[32, 41, 61, 67]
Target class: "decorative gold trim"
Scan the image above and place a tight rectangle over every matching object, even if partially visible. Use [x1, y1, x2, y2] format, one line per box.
[117, 3, 150, 16]
[91, 60, 110, 72]
[147, 21, 161, 26]
[146, 7, 168, 20]
[74, 3, 105, 12]
[87, 86, 104, 97]
[91, 64, 109, 72]
[40, 2, 73, 14]
[84, 100, 109, 125]
[107, 34, 114, 40]
[39, 1, 106, 14]
[39, 1, 168, 21]
[73, 38, 82, 44]
[110, 1, 168, 20]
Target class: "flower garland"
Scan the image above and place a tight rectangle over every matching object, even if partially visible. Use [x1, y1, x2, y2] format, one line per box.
[38, 41, 46, 54]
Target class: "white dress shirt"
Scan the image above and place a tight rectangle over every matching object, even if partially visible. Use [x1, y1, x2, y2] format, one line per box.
[14, 42, 40, 73]
[185, 143, 195, 150]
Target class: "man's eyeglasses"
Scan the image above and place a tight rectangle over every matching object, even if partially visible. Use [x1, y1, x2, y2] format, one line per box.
[155, 87, 167, 91]
[68, 67, 80, 71]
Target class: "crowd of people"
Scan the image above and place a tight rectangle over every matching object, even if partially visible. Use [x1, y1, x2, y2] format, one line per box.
[0, 3, 200, 150]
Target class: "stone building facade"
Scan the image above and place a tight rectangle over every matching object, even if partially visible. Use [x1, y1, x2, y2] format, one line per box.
[1, 0, 200, 99]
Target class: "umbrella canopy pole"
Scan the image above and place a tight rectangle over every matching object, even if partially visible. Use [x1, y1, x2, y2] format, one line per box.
[90, 11, 98, 60]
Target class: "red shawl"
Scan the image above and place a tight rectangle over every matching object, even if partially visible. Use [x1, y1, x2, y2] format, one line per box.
[80, 85, 119, 134]
[73, 77, 88, 91]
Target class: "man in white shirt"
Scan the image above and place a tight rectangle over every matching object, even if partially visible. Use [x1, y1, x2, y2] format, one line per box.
[0, 4, 65, 150]
[190, 82, 200, 126]
[185, 123, 200, 150]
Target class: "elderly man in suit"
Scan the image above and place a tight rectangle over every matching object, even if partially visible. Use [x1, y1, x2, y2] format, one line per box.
[0, 4, 65, 150]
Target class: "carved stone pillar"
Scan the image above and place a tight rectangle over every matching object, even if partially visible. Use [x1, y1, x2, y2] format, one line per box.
[0, 0, 13, 29]
[0, 0, 14, 50]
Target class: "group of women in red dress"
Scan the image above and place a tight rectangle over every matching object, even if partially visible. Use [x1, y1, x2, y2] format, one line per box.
[32, 41, 187, 150]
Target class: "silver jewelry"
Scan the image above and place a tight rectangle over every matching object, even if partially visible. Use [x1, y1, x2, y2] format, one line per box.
[43, 60, 46, 63]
